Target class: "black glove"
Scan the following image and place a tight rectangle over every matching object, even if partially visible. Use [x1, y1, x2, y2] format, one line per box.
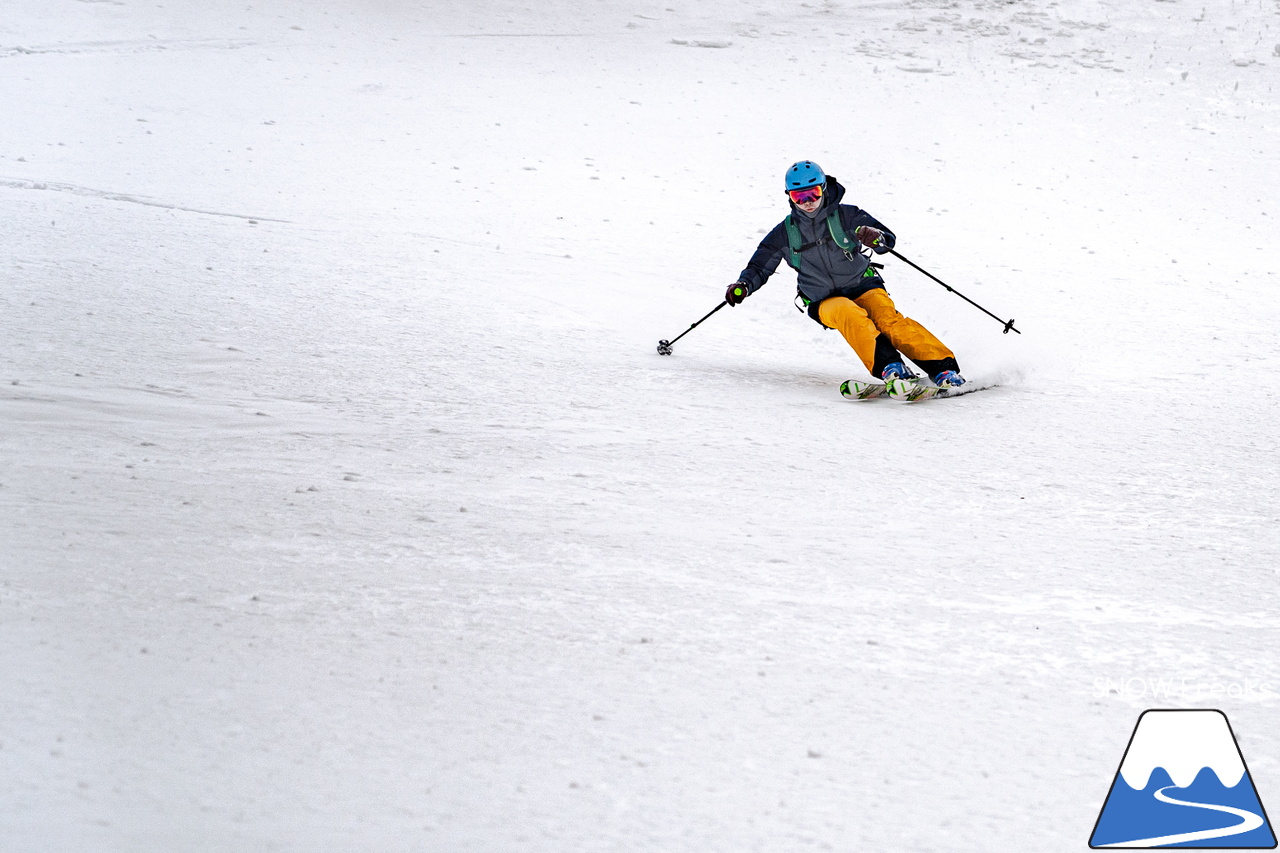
[726, 281, 750, 306]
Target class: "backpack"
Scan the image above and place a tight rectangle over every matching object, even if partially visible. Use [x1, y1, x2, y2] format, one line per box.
[782, 209, 861, 269]
[783, 210, 882, 310]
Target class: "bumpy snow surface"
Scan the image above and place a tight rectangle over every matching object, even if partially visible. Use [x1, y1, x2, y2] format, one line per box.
[3, 1, 1279, 850]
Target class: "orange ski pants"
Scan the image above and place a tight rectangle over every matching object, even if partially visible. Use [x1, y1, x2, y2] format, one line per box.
[816, 289, 954, 374]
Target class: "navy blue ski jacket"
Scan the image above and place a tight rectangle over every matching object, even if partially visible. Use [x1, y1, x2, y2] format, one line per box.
[737, 177, 896, 323]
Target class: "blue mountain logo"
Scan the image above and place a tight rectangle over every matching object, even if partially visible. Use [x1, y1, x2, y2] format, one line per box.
[1091, 709, 1276, 848]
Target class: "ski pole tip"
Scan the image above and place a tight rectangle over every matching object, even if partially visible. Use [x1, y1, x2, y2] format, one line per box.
[656, 340, 673, 355]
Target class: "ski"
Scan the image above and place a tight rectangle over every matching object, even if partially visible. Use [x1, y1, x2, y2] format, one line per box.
[886, 377, 944, 402]
[839, 377, 937, 402]
[841, 378, 990, 402]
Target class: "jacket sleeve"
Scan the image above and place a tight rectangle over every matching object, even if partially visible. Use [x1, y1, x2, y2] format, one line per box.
[841, 206, 896, 254]
[737, 221, 789, 293]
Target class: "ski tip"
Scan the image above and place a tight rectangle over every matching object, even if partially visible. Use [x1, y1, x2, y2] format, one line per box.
[840, 380, 887, 400]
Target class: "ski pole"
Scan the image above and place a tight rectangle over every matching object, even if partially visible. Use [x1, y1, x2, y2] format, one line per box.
[657, 299, 728, 355]
[883, 246, 1021, 335]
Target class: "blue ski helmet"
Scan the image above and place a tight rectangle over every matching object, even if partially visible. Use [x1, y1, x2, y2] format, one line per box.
[785, 160, 826, 191]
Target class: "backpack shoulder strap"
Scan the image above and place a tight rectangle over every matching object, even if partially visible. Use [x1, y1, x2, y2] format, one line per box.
[825, 208, 857, 255]
[783, 215, 803, 269]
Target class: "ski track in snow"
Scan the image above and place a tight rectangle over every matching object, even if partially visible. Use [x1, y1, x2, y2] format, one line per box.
[3, 0, 1280, 850]
[0, 177, 290, 222]
[0, 38, 258, 58]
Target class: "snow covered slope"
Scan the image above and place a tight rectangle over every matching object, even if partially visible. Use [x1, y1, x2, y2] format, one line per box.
[3, 1, 1279, 850]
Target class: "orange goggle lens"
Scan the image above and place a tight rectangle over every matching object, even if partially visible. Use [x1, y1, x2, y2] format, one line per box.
[787, 185, 823, 204]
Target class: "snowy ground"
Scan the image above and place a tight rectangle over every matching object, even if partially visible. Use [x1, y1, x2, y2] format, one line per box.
[3, 1, 1280, 850]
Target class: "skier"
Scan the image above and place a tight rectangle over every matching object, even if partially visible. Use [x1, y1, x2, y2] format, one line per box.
[727, 160, 965, 391]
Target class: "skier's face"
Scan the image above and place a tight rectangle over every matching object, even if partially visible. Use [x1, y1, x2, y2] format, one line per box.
[787, 183, 824, 214]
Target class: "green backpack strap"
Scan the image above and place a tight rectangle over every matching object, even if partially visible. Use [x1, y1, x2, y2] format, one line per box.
[783, 215, 803, 269]
[785, 210, 858, 269]
[824, 210, 858, 258]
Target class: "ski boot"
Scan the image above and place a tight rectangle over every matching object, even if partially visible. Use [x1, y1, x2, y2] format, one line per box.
[881, 362, 923, 401]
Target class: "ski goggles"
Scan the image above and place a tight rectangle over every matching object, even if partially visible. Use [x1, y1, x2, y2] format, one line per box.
[787, 184, 824, 204]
